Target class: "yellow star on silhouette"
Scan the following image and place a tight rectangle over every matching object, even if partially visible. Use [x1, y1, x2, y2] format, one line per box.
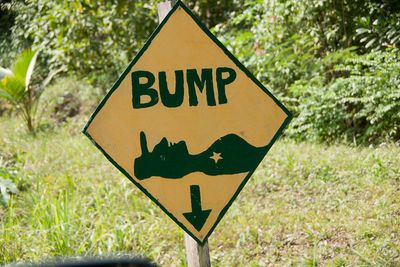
[210, 152, 223, 163]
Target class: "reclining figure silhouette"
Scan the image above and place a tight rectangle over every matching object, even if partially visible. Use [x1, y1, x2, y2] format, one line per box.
[134, 131, 268, 180]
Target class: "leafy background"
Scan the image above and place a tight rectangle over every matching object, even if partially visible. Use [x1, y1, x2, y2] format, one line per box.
[2, 0, 399, 144]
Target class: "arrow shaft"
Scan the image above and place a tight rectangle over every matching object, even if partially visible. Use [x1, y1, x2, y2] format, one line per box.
[190, 185, 202, 211]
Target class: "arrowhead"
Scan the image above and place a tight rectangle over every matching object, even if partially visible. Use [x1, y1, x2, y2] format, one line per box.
[183, 208, 211, 231]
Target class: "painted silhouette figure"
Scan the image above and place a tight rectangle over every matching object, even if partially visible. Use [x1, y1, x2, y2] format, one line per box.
[134, 131, 267, 180]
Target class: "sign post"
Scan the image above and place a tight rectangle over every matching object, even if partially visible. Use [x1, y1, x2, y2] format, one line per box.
[158, 2, 211, 266]
[84, 0, 291, 266]
[184, 233, 210, 267]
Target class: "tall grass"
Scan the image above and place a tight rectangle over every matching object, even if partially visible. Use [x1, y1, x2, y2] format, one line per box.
[0, 116, 399, 266]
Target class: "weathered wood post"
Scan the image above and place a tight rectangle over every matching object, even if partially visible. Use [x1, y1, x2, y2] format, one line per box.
[157, 2, 211, 266]
[184, 234, 211, 267]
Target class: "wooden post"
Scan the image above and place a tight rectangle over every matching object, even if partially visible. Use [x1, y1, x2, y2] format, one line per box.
[156, 1, 174, 22]
[184, 233, 211, 267]
[156, 2, 211, 266]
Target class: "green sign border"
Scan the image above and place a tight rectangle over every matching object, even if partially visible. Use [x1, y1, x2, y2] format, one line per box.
[83, 0, 292, 246]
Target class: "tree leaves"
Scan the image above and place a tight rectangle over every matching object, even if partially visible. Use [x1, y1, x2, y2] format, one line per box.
[290, 49, 400, 144]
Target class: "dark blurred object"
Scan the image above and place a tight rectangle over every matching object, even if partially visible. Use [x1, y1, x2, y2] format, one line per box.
[52, 93, 81, 123]
[5, 257, 158, 267]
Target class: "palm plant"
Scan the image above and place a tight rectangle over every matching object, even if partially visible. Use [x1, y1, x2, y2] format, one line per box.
[0, 49, 59, 132]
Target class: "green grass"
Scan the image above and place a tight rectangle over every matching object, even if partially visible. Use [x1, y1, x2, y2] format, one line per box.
[0, 116, 399, 266]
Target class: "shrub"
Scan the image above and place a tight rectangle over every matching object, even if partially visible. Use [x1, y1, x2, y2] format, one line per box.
[290, 49, 400, 144]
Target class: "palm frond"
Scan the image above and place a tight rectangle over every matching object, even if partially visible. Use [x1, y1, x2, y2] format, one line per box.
[12, 49, 35, 82]
[25, 51, 39, 90]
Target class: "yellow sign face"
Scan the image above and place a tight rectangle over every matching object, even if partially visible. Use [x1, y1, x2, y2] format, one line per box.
[83, 1, 291, 244]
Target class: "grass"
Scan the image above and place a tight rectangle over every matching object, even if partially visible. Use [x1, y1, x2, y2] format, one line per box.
[0, 116, 399, 266]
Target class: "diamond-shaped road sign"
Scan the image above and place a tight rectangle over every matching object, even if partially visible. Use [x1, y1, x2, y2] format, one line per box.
[83, 1, 292, 245]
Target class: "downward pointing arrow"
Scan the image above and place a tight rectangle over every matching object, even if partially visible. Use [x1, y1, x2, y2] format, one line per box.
[183, 185, 211, 231]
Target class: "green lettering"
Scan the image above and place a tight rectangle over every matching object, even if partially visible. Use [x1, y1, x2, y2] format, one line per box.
[187, 68, 216, 106]
[159, 70, 184, 107]
[216, 67, 236, 104]
[131, 71, 159, 109]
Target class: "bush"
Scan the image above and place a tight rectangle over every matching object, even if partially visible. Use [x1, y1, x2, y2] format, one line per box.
[215, 0, 400, 93]
[290, 49, 400, 144]
[214, 0, 400, 144]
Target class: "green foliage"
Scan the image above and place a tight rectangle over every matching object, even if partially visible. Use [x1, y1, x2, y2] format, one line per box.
[355, 1, 400, 51]
[2, 0, 400, 143]
[185, 0, 237, 28]
[215, 0, 400, 92]
[215, 0, 400, 144]
[16, 0, 158, 87]
[0, 49, 40, 132]
[290, 49, 400, 143]
[0, 49, 63, 132]
[2, 0, 241, 89]
[0, 0, 21, 67]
